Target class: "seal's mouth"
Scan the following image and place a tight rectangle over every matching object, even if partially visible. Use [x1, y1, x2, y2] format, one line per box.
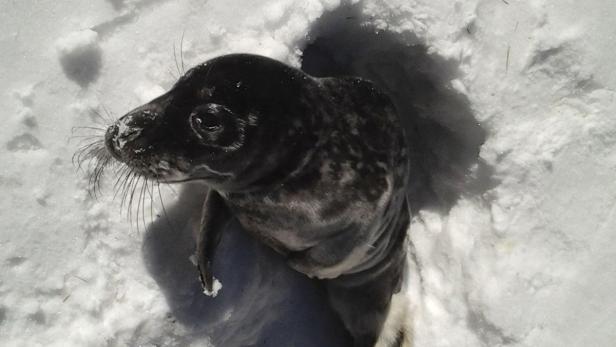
[160, 176, 214, 184]
[104, 124, 123, 161]
[101, 109, 192, 183]
[107, 149, 191, 183]
[103, 115, 148, 164]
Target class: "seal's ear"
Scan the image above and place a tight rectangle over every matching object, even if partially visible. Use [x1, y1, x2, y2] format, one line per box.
[196, 189, 232, 296]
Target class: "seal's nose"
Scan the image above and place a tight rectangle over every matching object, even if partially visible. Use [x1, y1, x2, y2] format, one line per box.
[104, 96, 168, 163]
[104, 123, 123, 161]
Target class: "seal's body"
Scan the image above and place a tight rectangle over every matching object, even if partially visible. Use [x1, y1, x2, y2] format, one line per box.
[104, 54, 411, 347]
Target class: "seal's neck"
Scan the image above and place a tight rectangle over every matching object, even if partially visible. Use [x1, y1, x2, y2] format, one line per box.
[219, 84, 335, 194]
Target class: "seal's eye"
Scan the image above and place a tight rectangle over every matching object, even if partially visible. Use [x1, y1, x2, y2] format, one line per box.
[189, 103, 245, 151]
[189, 104, 227, 139]
[194, 113, 222, 131]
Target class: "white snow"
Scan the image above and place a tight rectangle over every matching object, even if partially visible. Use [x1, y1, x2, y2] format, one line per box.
[55, 29, 102, 87]
[202, 278, 223, 298]
[1, 0, 616, 346]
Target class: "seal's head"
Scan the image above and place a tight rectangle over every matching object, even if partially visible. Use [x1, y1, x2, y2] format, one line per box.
[105, 54, 322, 191]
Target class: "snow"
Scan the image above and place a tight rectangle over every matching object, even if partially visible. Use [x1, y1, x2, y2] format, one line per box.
[1, 0, 616, 346]
[55, 29, 102, 87]
[202, 278, 223, 298]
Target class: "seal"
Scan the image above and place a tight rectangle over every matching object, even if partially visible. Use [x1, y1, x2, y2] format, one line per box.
[103, 53, 411, 347]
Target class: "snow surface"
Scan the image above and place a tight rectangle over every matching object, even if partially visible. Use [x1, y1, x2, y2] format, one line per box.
[1, 0, 616, 346]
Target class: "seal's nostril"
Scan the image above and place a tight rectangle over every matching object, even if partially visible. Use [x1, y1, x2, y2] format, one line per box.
[104, 124, 123, 161]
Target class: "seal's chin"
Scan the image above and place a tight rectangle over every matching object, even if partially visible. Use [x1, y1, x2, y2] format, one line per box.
[133, 163, 191, 183]
[160, 176, 211, 184]
[104, 150, 191, 183]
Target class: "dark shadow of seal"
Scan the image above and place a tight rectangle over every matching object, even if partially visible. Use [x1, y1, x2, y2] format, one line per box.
[142, 183, 353, 347]
[301, 3, 494, 213]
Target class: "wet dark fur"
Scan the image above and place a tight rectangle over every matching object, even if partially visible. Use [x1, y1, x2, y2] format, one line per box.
[94, 54, 410, 346]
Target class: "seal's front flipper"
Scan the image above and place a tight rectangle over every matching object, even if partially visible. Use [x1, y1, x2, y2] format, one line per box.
[197, 190, 231, 296]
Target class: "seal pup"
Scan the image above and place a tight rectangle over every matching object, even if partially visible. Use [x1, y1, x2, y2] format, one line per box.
[103, 54, 412, 347]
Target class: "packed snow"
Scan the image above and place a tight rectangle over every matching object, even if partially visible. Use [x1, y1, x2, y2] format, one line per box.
[1, 0, 615, 346]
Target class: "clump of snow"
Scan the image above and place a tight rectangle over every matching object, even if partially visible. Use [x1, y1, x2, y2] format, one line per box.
[55, 29, 103, 87]
[202, 278, 223, 298]
[2, 0, 616, 346]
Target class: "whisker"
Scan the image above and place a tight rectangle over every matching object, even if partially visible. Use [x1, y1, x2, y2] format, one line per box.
[115, 168, 133, 204]
[71, 125, 114, 198]
[89, 108, 114, 127]
[133, 176, 141, 233]
[124, 174, 134, 229]
[112, 166, 131, 199]
[157, 182, 176, 232]
[135, 176, 145, 233]
[127, 174, 141, 229]
[88, 152, 112, 198]
[147, 180, 155, 226]
[173, 43, 181, 77]
[75, 144, 105, 171]
[180, 29, 186, 74]
[140, 178, 148, 232]
[72, 138, 113, 199]
[120, 170, 136, 210]
[72, 126, 106, 132]
[72, 135, 104, 142]
[100, 104, 116, 125]
[72, 141, 100, 168]
[168, 68, 178, 80]
[70, 128, 105, 140]
[122, 171, 136, 208]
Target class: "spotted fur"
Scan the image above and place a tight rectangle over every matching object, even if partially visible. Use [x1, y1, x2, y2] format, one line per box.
[104, 54, 412, 347]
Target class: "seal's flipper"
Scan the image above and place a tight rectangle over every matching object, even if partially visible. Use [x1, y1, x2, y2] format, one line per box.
[197, 189, 232, 295]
